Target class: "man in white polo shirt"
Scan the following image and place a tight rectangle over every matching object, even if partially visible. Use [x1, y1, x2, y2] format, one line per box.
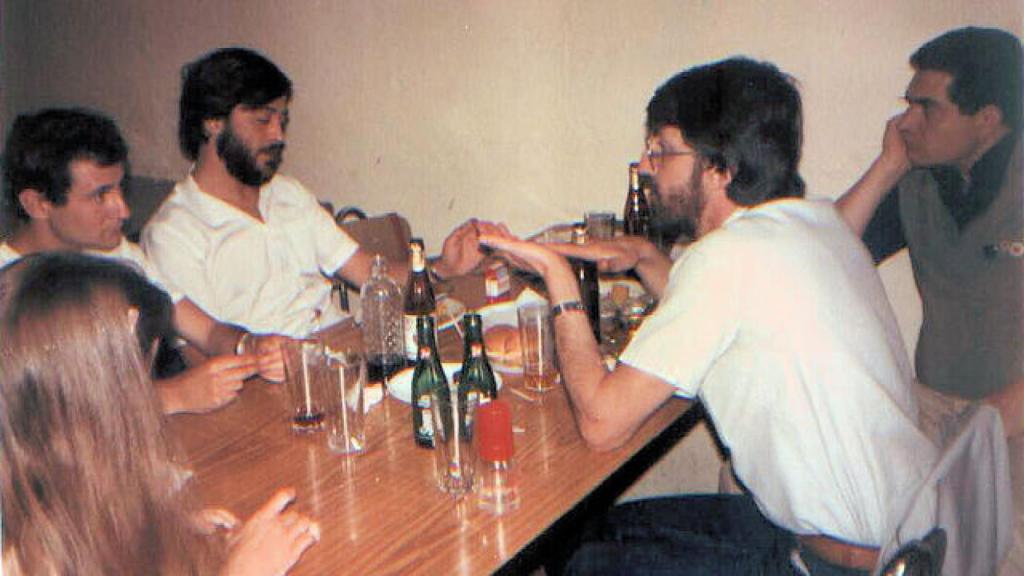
[143, 47, 491, 337]
[1, 108, 285, 415]
[483, 58, 938, 574]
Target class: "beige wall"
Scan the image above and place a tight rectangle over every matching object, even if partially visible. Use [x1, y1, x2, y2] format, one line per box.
[3, 0, 1022, 358]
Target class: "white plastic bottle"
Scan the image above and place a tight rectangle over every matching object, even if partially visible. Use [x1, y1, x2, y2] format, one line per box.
[360, 254, 405, 382]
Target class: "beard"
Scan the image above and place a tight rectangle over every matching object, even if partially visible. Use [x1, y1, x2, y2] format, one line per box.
[216, 124, 284, 186]
[649, 165, 706, 244]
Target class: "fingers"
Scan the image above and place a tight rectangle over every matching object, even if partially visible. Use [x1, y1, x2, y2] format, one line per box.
[254, 487, 298, 520]
[209, 354, 260, 382]
[197, 507, 240, 532]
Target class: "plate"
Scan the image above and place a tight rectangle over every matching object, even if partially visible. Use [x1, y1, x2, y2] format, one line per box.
[386, 362, 504, 404]
[435, 295, 466, 330]
[475, 289, 549, 374]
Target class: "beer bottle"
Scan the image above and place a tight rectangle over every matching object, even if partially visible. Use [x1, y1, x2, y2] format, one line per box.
[570, 224, 601, 342]
[460, 313, 498, 403]
[623, 162, 651, 237]
[411, 315, 446, 448]
[403, 238, 435, 365]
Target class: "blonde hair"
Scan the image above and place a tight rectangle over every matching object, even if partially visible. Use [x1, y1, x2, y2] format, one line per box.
[0, 253, 217, 574]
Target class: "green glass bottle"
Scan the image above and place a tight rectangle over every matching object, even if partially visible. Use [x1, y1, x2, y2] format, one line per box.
[460, 313, 498, 403]
[411, 315, 446, 448]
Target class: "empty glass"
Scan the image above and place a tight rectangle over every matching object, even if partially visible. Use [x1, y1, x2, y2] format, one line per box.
[326, 348, 367, 454]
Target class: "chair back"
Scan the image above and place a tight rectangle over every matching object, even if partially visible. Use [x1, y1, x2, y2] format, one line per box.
[880, 528, 946, 576]
[338, 211, 412, 265]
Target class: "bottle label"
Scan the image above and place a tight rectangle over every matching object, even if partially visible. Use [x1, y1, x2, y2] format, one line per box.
[405, 313, 437, 360]
[417, 395, 434, 438]
[404, 313, 418, 359]
[484, 261, 511, 303]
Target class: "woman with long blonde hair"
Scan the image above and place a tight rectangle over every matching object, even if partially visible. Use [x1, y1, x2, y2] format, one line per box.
[0, 253, 318, 575]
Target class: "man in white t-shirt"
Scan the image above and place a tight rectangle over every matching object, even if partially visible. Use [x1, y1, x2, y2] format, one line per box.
[482, 58, 938, 574]
[1, 108, 286, 415]
[143, 47, 495, 337]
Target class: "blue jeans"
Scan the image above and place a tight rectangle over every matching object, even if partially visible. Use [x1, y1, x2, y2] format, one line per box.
[564, 494, 868, 576]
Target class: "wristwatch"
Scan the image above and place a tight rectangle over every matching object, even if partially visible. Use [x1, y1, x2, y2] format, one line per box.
[551, 300, 586, 318]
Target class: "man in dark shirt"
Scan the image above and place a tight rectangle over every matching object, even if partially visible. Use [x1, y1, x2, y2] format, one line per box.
[837, 26, 1022, 573]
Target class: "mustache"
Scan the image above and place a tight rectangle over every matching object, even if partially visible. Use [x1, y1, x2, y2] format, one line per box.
[261, 143, 286, 157]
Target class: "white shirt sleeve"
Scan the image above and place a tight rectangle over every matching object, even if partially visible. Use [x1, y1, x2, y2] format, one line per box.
[307, 193, 359, 275]
[618, 237, 741, 398]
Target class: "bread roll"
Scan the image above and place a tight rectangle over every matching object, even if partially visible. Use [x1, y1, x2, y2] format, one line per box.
[483, 324, 521, 365]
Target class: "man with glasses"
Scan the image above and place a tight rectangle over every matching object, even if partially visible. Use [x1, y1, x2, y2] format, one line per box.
[482, 58, 937, 574]
[143, 47, 498, 337]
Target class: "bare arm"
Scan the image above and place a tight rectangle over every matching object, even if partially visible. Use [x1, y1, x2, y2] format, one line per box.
[156, 355, 258, 415]
[836, 115, 911, 236]
[336, 219, 509, 287]
[547, 236, 673, 300]
[174, 298, 245, 357]
[480, 234, 683, 451]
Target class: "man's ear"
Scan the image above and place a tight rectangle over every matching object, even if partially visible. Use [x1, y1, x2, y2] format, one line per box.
[975, 104, 1006, 134]
[17, 189, 53, 220]
[703, 164, 733, 196]
[204, 118, 224, 140]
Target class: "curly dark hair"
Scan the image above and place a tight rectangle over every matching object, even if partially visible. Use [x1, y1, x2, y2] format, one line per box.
[646, 57, 804, 206]
[3, 108, 127, 222]
[178, 47, 293, 161]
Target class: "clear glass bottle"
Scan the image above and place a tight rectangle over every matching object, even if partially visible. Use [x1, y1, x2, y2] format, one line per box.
[403, 238, 436, 365]
[360, 254, 405, 383]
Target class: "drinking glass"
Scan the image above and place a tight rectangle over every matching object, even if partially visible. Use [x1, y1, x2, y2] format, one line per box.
[517, 302, 557, 392]
[284, 339, 327, 433]
[431, 381, 477, 496]
[325, 348, 367, 454]
[584, 211, 615, 240]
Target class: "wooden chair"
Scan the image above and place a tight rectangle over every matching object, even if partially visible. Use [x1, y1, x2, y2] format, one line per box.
[331, 208, 412, 313]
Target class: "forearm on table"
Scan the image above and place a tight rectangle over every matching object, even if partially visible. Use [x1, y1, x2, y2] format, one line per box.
[156, 374, 186, 415]
[174, 299, 245, 356]
[545, 262, 628, 450]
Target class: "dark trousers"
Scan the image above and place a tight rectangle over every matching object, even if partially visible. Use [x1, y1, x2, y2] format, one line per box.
[563, 494, 869, 576]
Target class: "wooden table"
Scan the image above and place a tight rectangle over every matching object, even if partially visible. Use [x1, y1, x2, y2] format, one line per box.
[168, 274, 695, 575]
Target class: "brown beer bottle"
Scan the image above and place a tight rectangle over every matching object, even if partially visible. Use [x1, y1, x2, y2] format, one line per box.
[623, 162, 651, 237]
[403, 238, 436, 365]
[570, 224, 601, 342]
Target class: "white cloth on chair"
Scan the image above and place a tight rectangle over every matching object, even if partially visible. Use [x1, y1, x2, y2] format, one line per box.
[876, 404, 1013, 576]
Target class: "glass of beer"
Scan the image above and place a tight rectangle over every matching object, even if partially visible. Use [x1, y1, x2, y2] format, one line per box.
[516, 302, 557, 392]
[284, 339, 328, 433]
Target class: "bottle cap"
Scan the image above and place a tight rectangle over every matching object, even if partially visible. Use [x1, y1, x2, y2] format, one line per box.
[475, 399, 514, 462]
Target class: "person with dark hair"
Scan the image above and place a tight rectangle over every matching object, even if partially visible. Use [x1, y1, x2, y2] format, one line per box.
[0, 252, 319, 575]
[143, 47, 500, 336]
[836, 26, 1023, 574]
[481, 57, 938, 574]
[1, 107, 289, 415]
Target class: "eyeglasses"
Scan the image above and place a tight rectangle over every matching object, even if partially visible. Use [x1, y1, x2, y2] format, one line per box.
[645, 141, 695, 173]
